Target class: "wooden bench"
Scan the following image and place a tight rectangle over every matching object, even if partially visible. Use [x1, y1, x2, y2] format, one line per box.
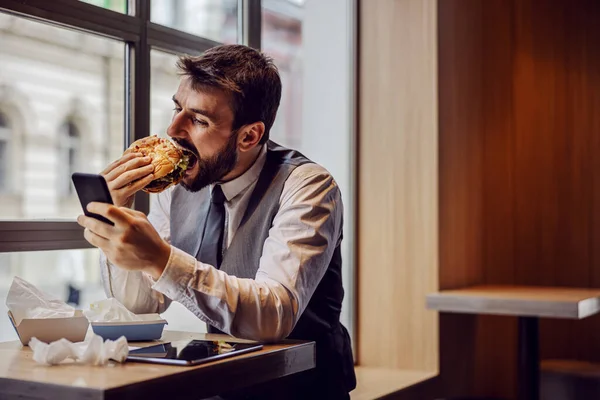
[350, 367, 437, 400]
[541, 359, 600, 400]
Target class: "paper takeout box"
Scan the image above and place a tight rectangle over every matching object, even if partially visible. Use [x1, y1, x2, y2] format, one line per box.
[8, 310, 89, 346]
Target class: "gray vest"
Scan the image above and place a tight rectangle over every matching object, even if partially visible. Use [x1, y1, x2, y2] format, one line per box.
[170, 141, 356, 397]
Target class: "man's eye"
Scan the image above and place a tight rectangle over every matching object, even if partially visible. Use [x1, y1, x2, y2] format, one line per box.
[193, 118, 208, 126]
[173, 107, 182, 113]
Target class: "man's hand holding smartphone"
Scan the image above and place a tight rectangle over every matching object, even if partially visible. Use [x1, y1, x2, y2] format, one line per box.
[72, 156, 170, 280]
[76, 202, 170, 280]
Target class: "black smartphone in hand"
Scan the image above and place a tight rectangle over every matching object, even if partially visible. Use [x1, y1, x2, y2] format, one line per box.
[71, 173, 114, 225]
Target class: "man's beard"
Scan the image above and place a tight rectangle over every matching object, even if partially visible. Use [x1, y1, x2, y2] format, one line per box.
[179, 132, 238, 193]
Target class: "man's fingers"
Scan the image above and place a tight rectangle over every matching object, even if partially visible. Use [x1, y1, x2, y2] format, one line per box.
[109, 173, 154, 205]
[83, 228, 110, 249]
[101, 152, 141, 176]
[119, 206, 147, 218]
[110, 164, 154, 190]
[127, 173, 155, 194]
[86, 202, 131, 226]
[77, 215, 112, 240]
[104, 156, 152, 184]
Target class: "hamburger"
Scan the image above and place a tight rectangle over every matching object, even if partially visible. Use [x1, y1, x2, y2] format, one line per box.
[124, 135, 192, 193]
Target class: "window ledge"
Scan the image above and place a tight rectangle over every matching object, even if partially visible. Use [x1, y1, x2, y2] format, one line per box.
[351, 367, 438, 400]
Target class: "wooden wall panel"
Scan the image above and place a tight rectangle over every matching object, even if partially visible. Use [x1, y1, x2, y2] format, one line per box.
[436, 0, 485, 395]
[437, 0, 484, 291]
[475, 3, 518, 394]
[438, 0, 600, 397]
[588, 0, 600, 363]
[358, 0, 438, 372]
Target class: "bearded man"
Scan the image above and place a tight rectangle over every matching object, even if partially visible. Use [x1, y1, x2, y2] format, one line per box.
[77, 44, 355, 400]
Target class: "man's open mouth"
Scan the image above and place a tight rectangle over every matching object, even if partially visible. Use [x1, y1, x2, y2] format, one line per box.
[186, 152, 198, 169]
[171, 139, 198, 163]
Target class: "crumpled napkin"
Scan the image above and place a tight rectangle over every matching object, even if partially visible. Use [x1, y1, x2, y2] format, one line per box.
[83, 297, 162, 322]
[6, 276, 75, 325]
[29, 333, 129, 366]
[83, 298, 142, 322]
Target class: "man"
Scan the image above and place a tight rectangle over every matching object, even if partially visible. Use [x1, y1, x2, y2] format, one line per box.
[77, 44, 356, 399]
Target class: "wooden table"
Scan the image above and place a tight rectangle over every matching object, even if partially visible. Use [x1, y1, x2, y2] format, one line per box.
[0, 330, 315, 400]
[427, 285, 600, 400]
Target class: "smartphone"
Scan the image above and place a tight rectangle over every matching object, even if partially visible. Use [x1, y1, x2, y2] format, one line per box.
[71, 172, 114, 225]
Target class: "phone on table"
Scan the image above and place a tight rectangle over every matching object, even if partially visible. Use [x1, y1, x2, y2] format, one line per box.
[71, 172, 114, 225]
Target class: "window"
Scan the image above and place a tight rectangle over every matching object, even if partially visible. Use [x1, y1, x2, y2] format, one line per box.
[0, 1, 217, 242]
[0, 112, 9, 194]
[0, 0, 241, 334]
[0, 1, 355, 344]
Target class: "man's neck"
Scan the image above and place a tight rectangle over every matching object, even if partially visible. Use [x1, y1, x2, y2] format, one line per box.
[220, 144, 264, 183]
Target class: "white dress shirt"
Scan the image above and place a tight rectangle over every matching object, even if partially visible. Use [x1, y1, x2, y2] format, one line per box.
[100, 145, 343, 341]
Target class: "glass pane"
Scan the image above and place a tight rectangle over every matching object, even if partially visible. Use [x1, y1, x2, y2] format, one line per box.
[261, 1, 303, 149]
[0, 249, 105, 342]
[151, 0, 238, 44]
[150, 49, 181, 140]
[262, 1, 355, 345]
[79, 0, 128, 13]
[0, 13, 125, 220]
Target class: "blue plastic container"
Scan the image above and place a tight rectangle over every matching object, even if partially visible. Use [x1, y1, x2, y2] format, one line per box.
[91, 317, 168, 341]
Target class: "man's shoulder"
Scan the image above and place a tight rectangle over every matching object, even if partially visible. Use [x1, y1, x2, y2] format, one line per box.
[266, 140, 331, 178]
[265, 141, 340, 203]
[282, 161, 340, 202]
[290, 162, 333, 181]
[266, 140, 312, 167]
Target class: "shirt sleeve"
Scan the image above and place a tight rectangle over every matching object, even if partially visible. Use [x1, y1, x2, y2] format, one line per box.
[151, 163, 343, 341]
[99, 188, 174, 314]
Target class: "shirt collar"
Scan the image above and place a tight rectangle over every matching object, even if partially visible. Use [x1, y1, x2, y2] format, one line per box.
[216, 144, 267, 202]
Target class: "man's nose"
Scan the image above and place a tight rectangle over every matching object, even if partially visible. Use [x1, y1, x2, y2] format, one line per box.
[167, 112, 185, 139]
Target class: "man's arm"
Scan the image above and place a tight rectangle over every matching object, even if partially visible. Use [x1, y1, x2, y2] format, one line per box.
[151, 164, 342, 341]
[99, 189, 174, 314]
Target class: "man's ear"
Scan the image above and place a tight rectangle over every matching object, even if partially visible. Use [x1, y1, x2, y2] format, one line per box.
[238, 122, 265, 152]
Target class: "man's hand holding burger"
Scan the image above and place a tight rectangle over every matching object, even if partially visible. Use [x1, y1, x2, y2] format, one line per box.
[77, 135, 191, 279]
[101, 152, 155, 208]
[102, 135, 191, 208]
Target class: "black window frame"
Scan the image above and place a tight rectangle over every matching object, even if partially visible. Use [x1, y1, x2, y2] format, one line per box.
[0, 0, 262, 252]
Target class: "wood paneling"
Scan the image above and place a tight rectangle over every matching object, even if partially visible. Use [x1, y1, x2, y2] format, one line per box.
[437, 0, 487, 396]
[437, 0, 484, 291]
[438, 0, 600, 397]
[358, 0, 438, 372]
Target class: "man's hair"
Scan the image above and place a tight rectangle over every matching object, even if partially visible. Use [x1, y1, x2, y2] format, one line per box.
[176, 44, 282, 144]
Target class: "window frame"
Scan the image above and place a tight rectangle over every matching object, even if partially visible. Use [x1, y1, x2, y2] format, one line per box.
[0, 0, 262, 252]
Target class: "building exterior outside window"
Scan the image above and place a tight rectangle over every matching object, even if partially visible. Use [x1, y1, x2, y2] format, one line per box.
[0, 112, 9, 194]
[59, 120, 81, 197]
